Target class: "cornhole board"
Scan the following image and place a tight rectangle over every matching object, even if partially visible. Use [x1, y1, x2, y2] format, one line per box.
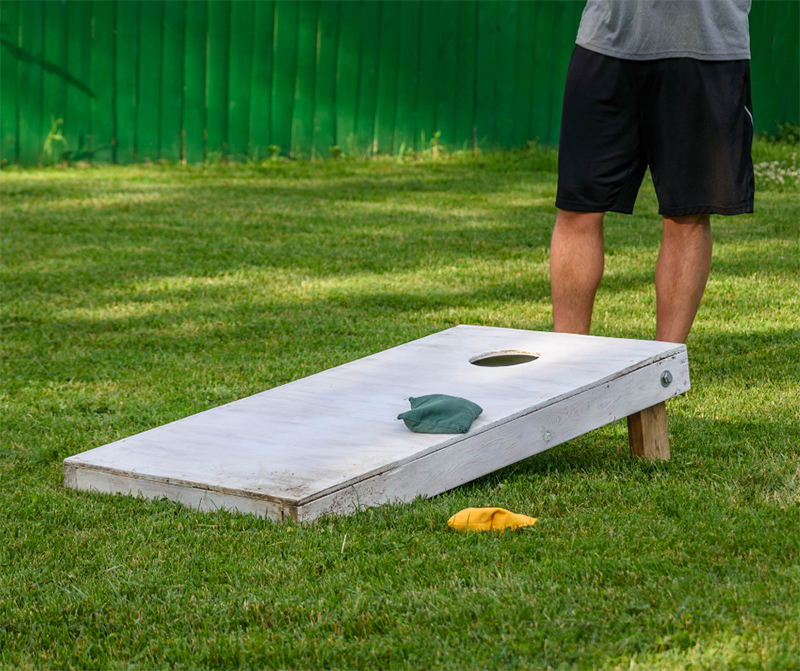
[63, 326, 690, 522]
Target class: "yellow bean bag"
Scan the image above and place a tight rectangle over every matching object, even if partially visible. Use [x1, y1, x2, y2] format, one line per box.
[447, 507, 538, 533]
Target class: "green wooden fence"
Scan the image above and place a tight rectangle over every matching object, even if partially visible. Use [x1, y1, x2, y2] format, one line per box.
[1, 0, 797, 166]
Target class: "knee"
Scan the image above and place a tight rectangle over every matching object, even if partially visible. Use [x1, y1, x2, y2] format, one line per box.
[662, 214, 712, 244]
[555, 209, 605, 234]
[664, 213, 711, 229]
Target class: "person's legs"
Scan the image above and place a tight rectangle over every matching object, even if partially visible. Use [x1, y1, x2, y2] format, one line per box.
[552, 210, 712, 341]
[637, 58, 750, 342]
[655, 214, 712, 343]
[552, 49, 641, 336]
[550, 209, 605, 335]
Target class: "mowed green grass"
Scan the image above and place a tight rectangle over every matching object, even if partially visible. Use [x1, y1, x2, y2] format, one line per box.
[1, 142, 798, 670]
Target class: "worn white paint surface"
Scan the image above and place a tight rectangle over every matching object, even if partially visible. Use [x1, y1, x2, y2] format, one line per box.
[63, 326, 690, 520]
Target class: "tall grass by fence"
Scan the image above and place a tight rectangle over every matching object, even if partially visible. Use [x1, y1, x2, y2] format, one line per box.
[1, 0, 797, 166]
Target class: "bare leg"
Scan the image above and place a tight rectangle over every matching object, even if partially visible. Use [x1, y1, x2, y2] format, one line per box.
[550, 209, 605, 334]
[655, 214, 712, 343]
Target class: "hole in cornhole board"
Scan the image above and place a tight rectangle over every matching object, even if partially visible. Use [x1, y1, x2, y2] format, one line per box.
[62, 326, 690, 523]
[470, 350, 539, 367]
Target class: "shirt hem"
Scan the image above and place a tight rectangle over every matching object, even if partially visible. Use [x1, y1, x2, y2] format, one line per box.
[576, 40, 751, 62]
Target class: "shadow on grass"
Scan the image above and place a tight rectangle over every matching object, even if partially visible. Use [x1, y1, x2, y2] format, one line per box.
[4, 255, 798, 387]
[2, 173, 795, 302]
[452, 412, 799, 519]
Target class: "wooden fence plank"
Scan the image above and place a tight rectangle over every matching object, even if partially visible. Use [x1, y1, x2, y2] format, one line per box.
[335, 0, 359, 156]
[475, 0, 497, 152]
[64, 1, 91, 163]
[160, 0, 185, 163]
[434, 0, 457, 149]
[494, 0, 517, 150]
[17, 0, 43, 166]
[137, 0, 163, 162]
[771, 1, 800, 129]
[272, 0, 298, 158]
[249, 0, 275, 160]
[394, 1, 420, 155]
[312, 0, 339, 158]
[41, 0, 67, 164]
[0, 1, 20, 164]
[115, 0, 138, 164]
[292, 0, 317, 159]
[513, 0, 535, 149]
[355, 0, 379, 156]
[529, 1, 555, 145]
[416, 1, 438, 152]
[206, 0, 231, 160]
[228, 0, 254, 162]
[750, 0, 776, 132]
[454, 0, 477, 153]
[373, 0, 399, 156]
[547, 2, 579, 146]
[183, 0, 207, 163]
[750, 0, 800, 134]
[89, 0, 114, 163]
[545, 4, 563, 146]
[271, 0, 298, 157]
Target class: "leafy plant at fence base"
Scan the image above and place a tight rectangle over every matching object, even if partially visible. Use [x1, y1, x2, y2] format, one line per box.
[759, 120, 800, 144]
[42, 116, 66, 166]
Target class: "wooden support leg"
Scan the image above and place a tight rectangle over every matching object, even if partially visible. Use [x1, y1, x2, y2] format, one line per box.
[627, 401, 670, 460]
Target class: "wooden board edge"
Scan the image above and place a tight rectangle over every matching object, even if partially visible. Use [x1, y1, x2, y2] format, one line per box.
[296, 352, 690, 521]
[63, 461, 78, 489]
[63, 462, 299, 522]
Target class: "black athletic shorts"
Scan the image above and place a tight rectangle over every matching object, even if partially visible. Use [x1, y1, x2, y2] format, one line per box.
[556, 45, 755, 217]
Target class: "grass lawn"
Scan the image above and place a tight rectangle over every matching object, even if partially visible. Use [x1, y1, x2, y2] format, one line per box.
[1, 141, 798, 670]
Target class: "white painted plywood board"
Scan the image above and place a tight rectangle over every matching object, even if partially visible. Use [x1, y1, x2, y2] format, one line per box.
[63, 326, 690, 521]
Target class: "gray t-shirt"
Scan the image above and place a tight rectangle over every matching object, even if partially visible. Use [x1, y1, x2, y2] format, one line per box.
[576, 0, 751, 61]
